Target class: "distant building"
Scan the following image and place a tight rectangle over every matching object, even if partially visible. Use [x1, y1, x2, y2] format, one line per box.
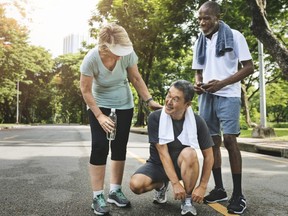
[63, 33, 96, 54]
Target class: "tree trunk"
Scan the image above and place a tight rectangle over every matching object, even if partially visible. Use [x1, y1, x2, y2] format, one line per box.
[247, 0, 288, 79]
[134, 100, 146, 127]
[134, 39, 156, 127]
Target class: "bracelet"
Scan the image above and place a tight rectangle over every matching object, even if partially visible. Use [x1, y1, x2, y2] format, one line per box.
[145, 97, 153, 105]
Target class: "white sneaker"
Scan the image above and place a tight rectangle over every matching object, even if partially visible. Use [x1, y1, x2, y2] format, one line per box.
[181, 201, 197, 216]
[153, 182, 169, 204]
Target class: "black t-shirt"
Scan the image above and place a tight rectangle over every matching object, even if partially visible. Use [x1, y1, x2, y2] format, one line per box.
[147, 109, 214, 165]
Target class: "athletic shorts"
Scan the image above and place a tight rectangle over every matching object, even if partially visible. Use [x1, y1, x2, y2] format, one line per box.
[198, 93, 241, 136]
[133, 160, 182, 182]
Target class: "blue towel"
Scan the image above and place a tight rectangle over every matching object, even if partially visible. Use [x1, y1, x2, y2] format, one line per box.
[196, 20, 234, 65]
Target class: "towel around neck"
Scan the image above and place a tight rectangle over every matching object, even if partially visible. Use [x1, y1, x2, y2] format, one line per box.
[158, 106, 199, 149]
[196, 20, 234, 65]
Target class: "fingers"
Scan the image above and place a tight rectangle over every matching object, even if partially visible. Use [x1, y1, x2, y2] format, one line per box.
[174, 194, 186, 200]
[101, 119, 114, 132]
[101, 120, 109, 131]
[192, 194, 204, 204]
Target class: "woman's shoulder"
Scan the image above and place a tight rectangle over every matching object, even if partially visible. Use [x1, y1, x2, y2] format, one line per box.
[85, 47, 99, 59]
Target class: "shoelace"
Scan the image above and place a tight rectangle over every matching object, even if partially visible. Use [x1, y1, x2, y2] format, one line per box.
[155, 188, 165, 199]
[96, 194, 107, 207]
[115, 189, 126, 199]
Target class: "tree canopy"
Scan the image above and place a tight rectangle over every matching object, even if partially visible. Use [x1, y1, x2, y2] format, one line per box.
[0, 0, 287, 126]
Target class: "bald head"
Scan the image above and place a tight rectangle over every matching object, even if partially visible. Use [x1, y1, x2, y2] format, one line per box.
[199, 1, 221, 17]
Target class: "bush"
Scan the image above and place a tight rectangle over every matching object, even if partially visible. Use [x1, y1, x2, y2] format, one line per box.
[270, 123, 288, 128]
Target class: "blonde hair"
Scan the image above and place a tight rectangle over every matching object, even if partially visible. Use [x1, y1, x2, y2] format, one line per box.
[98, 23, 132, 52]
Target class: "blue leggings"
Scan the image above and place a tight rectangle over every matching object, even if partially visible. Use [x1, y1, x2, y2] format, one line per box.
[88, 108, 133, 165]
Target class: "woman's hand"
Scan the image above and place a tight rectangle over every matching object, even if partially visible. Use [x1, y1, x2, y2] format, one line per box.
[147, 100, 163, 110]
[97, 113, 115, 133]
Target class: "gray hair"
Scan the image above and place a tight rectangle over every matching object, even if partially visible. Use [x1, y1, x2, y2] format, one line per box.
[171, 80, 195, 103]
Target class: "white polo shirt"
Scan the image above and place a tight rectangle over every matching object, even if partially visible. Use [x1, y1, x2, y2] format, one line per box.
[192, 29, 252, 97]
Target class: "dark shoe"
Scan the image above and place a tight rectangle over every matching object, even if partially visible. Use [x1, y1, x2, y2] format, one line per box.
[227, 194, 247, 214]
[107, 188, 131, 207]
[153, 182, 169, 204]
[204, 187, 228, 203]
[91, 194, 109, 215]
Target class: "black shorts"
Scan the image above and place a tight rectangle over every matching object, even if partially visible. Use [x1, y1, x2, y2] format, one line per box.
[133, 160, 182, 182]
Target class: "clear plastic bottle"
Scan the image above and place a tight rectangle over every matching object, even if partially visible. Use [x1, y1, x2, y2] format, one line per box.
[106, 108, 117, 140]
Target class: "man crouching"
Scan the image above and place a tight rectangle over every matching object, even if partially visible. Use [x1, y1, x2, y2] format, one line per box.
[130, 80, 214, 216]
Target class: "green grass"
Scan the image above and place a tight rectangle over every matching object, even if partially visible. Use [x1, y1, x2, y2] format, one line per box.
[240, 128, 288, 141]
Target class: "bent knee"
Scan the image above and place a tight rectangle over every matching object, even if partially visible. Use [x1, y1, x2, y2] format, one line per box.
[184, 148, 198, 159]
[180, 148, 198, 163]
[130, 175, 145, 194]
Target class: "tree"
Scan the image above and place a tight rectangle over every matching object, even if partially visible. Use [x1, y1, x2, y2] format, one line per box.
[19, 45, 54, 123]
[0, 3, 55, 123]
[53, 53, 85, 123]
[246, 0, 288, 79]
[0, 3, 31, 122]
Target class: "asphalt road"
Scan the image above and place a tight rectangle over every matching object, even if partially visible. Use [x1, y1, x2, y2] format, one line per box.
[0, 125, 287, 216]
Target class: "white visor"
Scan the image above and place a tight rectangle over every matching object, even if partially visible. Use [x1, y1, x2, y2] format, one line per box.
[106, 44, 133, 56]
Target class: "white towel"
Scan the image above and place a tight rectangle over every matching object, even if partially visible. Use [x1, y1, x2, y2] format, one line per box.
[158, 106, 199, 149]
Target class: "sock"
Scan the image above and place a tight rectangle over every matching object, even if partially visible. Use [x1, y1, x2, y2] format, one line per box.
[110, 184, 121, 193]
[232, 173, 242, 196]
[185, 195, 192, 205]
[93, 190, 104, 198]
[212, 167, 224, 189]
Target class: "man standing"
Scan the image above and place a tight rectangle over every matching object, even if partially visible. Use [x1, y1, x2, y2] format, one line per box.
[192, 1, 254, 214]
[130, 80, 214, 216]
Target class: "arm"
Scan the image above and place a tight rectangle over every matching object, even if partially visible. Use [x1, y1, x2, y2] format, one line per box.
[192, 147, 214, 203]
[80, 74, 113, 132]
[194, 70, 206, 95]
[155, 143, 186, 200]
[127, 64, 162, 110]
[203, 60, 254, 93]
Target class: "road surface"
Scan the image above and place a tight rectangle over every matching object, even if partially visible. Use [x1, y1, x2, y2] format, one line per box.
[0, 125, 287, 216]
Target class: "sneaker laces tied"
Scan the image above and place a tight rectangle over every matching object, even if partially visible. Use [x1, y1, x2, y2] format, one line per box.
[97, 194, 107, 207]
[115, 189, 127, 199]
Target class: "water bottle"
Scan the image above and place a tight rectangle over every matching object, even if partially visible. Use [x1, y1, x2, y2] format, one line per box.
[106, 108, 117, 140]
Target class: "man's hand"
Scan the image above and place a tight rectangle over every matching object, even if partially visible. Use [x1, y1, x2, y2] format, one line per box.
[172, 182, 186, 201]
[194, 82, 206, 95]
[201, 79, 224, 93]
[192, 185, 206, 204]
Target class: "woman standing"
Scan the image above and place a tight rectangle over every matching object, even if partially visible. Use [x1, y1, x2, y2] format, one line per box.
[80, 23, 161, 215]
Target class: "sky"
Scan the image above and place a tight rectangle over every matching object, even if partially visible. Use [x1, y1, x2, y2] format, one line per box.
[20, 0, 98, 56]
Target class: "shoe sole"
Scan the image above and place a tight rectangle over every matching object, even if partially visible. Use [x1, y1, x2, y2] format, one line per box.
[91, 204, 109, 215]
[227, 205, 247, 214]
[153, 198, 167, 204]
[204, 197, 228, 204]
[227, 206, 247, 214]
[107, 198, 131, 208]
[181, 211, 197, 216]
